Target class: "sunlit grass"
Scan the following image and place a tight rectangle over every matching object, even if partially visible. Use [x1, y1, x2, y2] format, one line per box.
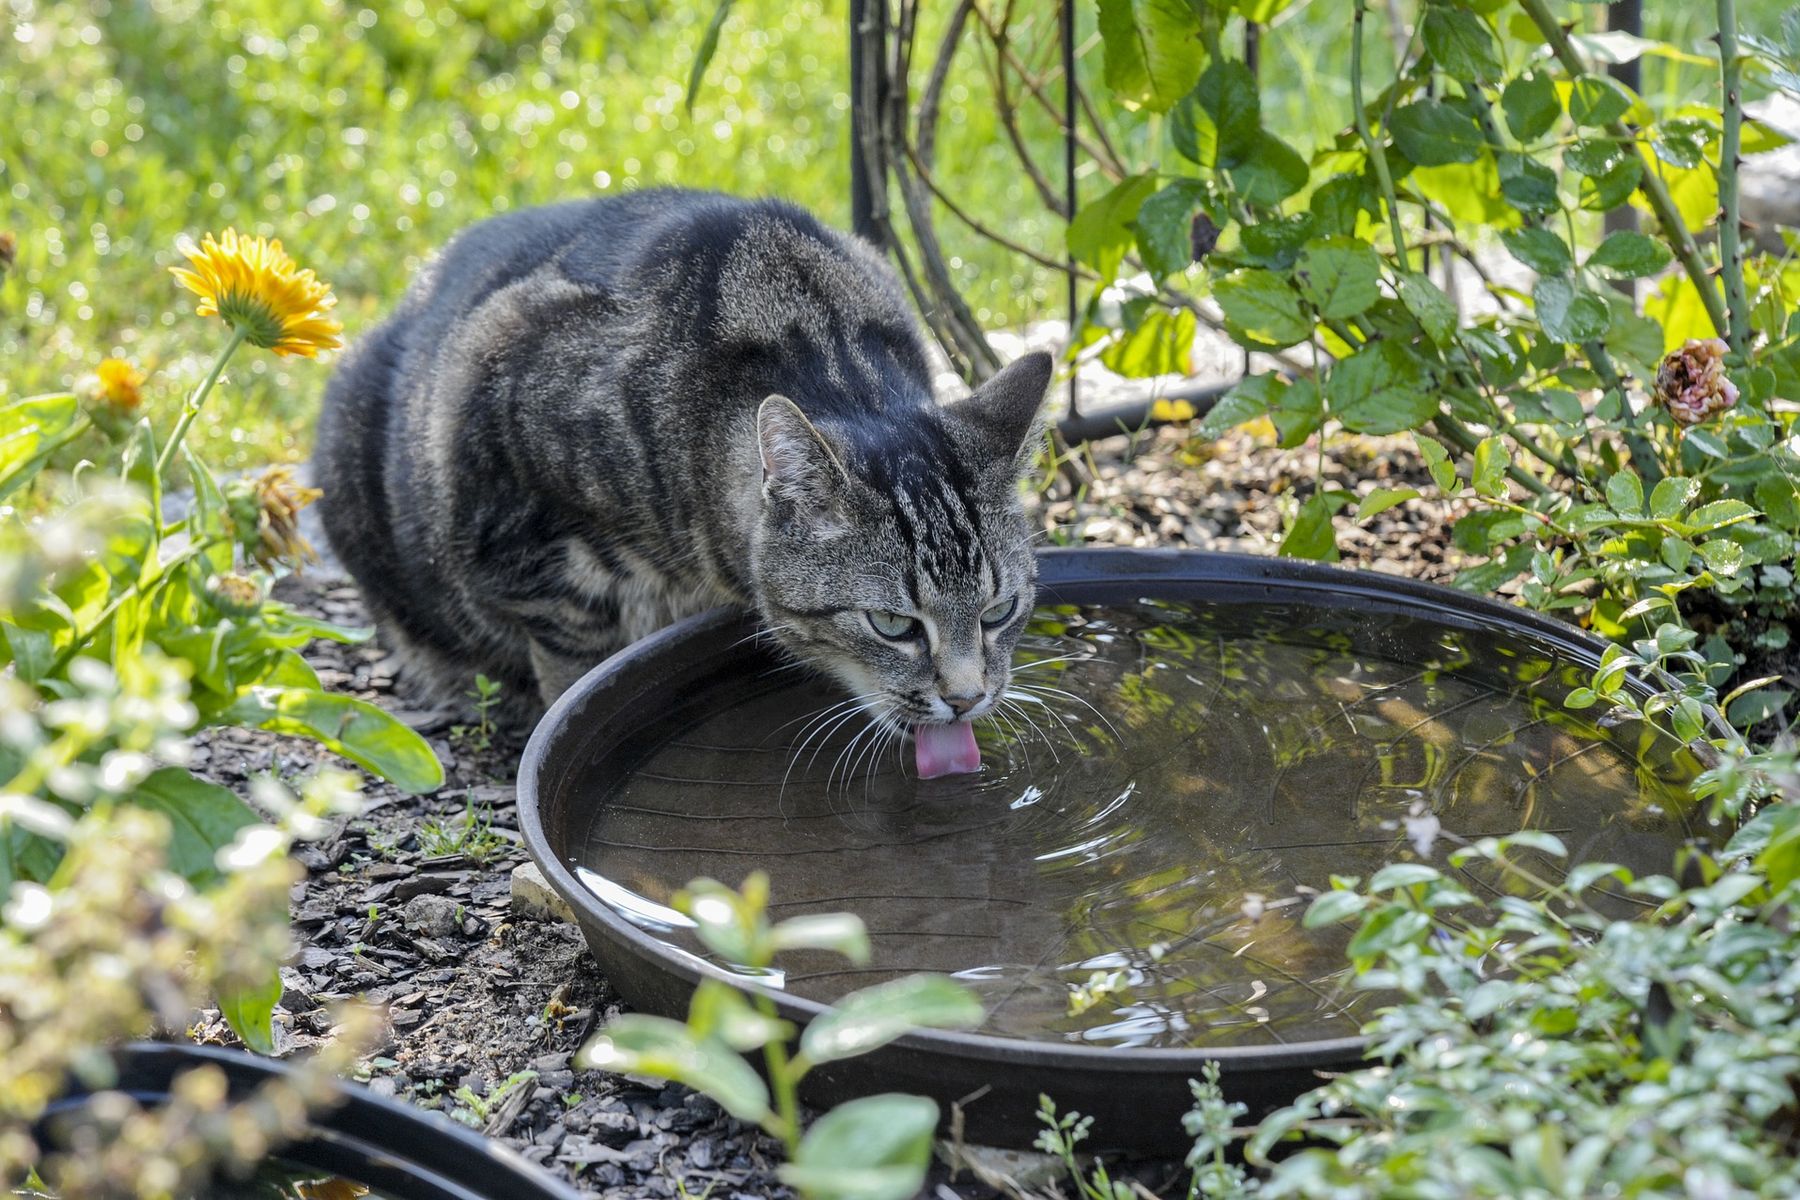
[0, 0, 1780, 467]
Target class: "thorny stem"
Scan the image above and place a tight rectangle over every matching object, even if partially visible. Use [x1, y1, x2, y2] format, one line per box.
[1353, 0, 1413, 272]
[1515, 0, 1732, 339]
[1717, 0, 1753, 356]
[155, 327, 246, 478]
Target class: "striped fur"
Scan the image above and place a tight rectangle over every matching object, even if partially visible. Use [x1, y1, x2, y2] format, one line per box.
[316, 189, 1051, 729]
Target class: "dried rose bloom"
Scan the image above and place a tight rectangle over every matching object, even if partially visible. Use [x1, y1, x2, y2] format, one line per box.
[0, 230, 16, 277]
[1655, 337, 1739, 426]
[1189, 213, 1221, 263]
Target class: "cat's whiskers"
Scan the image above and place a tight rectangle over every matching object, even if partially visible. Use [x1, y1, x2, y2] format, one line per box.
[988, 701, 1041, 770]
[1010, 681, 1123, 743]
[776, 692, 885, 799]
[1004, 684, 1088, 747]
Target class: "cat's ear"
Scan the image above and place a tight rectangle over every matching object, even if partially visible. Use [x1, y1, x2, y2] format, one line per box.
[757, 395, 850, 528]
[949, 350, 1054, 460]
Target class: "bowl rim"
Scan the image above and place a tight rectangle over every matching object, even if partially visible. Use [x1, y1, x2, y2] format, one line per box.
[518, 546, 1728, 1075]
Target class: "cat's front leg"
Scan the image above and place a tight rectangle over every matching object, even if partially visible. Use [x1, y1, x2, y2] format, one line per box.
[527, 635, 611, 708]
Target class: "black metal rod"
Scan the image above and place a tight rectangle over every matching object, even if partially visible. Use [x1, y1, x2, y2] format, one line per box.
[849, 0, 878, 242]
[1062, 0, 1080, 420]
[1604, 0, 1643, 243]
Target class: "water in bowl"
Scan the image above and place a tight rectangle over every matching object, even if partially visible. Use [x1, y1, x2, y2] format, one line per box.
[573, 599, 1715, 1050]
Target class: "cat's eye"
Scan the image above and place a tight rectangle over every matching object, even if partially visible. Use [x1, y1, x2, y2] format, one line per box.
[981, 595, 1019, 629]
[865, 609, 920, 640]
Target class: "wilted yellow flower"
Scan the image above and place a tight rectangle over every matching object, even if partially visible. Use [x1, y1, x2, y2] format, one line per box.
[227, 465, 322, 570]
[93, 358, 145, 413]
[170, 229, 343, 357]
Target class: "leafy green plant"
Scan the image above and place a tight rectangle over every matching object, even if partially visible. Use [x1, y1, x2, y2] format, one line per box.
[450, 1069, 539, 1128]
[0, 229, 442, 1049]
[1035, 1066, 1256, 1200]
[1239, 811, 1800, 1196]
[0, 502, 372, 1192]
[451, 672, 505, 752]
[576, 871, 984, 1200]
[417, 797, 511, 863]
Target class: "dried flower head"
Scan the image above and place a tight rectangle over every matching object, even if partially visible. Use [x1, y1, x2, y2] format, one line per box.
[93, 358, 145, 414]
[0, 230, 16, 277]
[1189, 213, 1221, 263]
[1655, 337, 1739, 427]
[204, 572, 266, 621]
[170, 229, 343, 357]
[228, 466, 322, 571]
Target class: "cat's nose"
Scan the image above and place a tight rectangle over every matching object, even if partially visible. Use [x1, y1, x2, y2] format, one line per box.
[941, 692, 983, 717]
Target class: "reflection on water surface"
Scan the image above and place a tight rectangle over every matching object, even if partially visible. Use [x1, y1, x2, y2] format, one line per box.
[575, 600, 1712, 1049]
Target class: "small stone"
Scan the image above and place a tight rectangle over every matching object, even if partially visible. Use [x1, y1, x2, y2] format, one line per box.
[510, 861, 576, 924]
[402, 893, 461, 938]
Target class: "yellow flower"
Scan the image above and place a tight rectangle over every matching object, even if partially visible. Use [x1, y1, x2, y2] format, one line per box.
[94, 358, 145, 413]
[170, 229, 343, 357]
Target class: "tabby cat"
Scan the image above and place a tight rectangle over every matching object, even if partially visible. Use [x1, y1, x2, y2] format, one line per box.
[315, 189, 1052, 776]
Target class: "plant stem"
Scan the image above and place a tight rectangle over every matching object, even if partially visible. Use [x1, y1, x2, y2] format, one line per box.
[754, 994, 802, 1156]
[155, 327, 246, 478]
[1515, 0, 1731, 339]
[1717, 0, 1753, 355]
[1353, 0, 1413, 272]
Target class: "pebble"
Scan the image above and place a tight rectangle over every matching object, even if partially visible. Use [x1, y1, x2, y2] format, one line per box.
[401, 893, 462, 938]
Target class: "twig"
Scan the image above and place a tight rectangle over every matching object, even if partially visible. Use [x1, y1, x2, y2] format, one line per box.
[1516, 0, 1732, 339]
[972, 0, 1129, 179]
[1353, 0, 1414, 272]
[1717, 0, 1753, 355]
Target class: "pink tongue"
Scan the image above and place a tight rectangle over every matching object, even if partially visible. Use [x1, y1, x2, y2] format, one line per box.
[915, 721, 981, 779]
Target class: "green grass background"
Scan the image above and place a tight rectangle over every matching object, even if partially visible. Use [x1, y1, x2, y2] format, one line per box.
[0, 0, 1777, 468]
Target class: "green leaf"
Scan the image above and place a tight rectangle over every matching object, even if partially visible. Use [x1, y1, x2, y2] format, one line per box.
[1067, 174, 1159, 285]
[219, 967, 283, 1055]
[1369, 863, 1442, 891]
[1586, 231, 1672, 279]
[1175, 60, 1260, 168]
[1569, 74, 1633, 126]
[1650, 476, 1698, 519]
[1685, 499, 1757, 532]
[1534, 275, 1611, 343]
[684, 0, 736, 110]
[1347, 904, 1432, 959]
[1197, 374, 1279, 439]
[1214, 268, 1312, 348]
[1294, 236, 1382, 320]
[1096, 0, 1205, 114]
[1501, 72, 1561, 141]
[221, 688, 444, 793]
[1472, 436, 1510, 498]
[1101, 307, 1198, 378]
[1580, 153, 1643, 212]
[676, 875, 770, 965]
[1356, 487, 1421, 520]
[770, 912, 872, 963]
[1697, 538, 1746, 575]
[1271, 378, 1323, 448]
[1396, 271, 1459, 345]
[1755, 476, 1800, 530]
[579, 1015, 771, 1122]
[1302, 889, 1366, 927]
[1501, 228, 1573, 275]
[688, 979, 792, 1052]
[0, 393, 83, 501]
[1229, 131, 1309, 207]
[129, 767, 262, 887]
[1389, 99, 1484, 166]
[1498, 153, 1560, 214]
[1606, 470, 1645, 516]
[1280, 492, 1343, 562]
[779, 1094, 939, 1200]
[799, 975, 983, 1064]
[1326, 341, 1436, 434]
[1133, 181, 1206, 279]
[1422, 7, 1501, 81]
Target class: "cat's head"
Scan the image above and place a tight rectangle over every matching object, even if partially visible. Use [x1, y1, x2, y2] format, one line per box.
[749, 351, 1053, 733]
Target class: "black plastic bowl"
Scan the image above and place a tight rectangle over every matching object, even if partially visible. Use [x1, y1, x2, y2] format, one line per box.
[38, 1042, 581, 1200]
[518, 547, 1715, 1153]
